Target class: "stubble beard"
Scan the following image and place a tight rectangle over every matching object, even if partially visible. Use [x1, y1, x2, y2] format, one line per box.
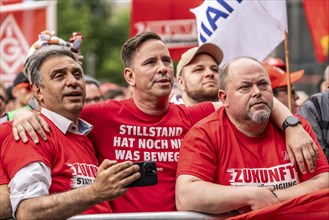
[248, 110, 271, 123]
[247, 103, 272, 123]
[185, 86, 219, 103]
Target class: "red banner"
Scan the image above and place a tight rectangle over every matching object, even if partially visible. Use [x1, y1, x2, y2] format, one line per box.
[303, 0, 329, 63]
[0, 1, 56, 86]
[130, 0, 203, 61]
[0, 0, 22, 5]
[228, 188, 329, 220]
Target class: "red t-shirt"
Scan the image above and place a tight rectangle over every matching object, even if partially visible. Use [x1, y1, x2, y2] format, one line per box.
[0, 122, 12, 185]
[1, 116, 111, 214]
[81, 98, 215, 212]
[177, 108, 329, 192]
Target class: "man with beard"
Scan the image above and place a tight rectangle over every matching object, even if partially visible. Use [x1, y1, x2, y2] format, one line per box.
[176, 57, 329, 215]
[171, 43, 222, 106]
[10, 34, 320, 213]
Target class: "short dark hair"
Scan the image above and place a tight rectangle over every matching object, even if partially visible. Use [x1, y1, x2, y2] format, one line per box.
[25, 45, 77, 86]
[121, 32, 162, 68]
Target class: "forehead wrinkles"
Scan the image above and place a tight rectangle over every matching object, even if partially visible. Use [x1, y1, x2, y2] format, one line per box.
[42, 56, 79, 71]
[136, 40, 169, 59]
[228, 67, 267, 87]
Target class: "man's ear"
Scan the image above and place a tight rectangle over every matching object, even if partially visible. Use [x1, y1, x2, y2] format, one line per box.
[218, 89, 228, 107]
[32, 84, 43, 103]
[177, 76, 185, 92]
[123, 67, 136, 87]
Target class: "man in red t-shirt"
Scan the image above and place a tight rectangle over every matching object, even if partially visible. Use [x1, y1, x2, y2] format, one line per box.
[9, 33, 320, 214]
[0, 45, 140, 219]
[176, 57, 329, 215]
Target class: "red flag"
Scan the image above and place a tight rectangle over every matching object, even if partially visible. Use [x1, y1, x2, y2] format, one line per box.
[130, 0, 202, 61]
[228, 189, 329, 220]
[0, 0, 23, 5]
[303, 0, 329, 63]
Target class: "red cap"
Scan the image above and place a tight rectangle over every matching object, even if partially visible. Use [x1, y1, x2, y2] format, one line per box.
[263, 57, 286, 70]
[264, 64, 304, 90]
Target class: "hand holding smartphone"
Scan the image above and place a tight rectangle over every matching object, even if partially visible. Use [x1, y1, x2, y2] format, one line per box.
[127, 161, 158, 187]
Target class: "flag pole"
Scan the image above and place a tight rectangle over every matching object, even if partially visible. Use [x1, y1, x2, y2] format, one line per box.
[284, 31, 292, 112]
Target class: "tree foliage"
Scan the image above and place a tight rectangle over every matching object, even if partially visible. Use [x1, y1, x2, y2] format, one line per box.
[57, 0, 130, 85]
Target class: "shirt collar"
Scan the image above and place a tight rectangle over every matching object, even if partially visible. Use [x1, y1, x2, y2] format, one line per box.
[41, 108, 92, 136]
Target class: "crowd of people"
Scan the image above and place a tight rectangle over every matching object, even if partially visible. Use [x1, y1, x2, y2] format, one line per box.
[0, 30, 328, 219]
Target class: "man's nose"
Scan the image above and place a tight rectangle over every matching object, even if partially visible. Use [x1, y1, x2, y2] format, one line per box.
[158, 61, 168, 74]
[66, 74, 79, 86]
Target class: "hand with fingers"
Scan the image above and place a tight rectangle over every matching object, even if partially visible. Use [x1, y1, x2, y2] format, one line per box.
[247, 186, 280, 211]
[285, 124, 319, 174]
[90, 160, 141, 202]
[12, 108, 49, 144]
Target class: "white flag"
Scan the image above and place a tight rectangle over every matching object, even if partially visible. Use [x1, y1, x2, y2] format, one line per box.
[191, 0, 288, 66]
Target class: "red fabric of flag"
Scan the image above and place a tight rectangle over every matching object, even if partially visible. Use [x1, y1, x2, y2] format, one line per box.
[227, 188, 329, 220]
[303, 0, 329, 63]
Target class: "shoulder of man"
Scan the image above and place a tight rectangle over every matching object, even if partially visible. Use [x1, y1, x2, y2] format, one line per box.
[6, 105, 33, 121]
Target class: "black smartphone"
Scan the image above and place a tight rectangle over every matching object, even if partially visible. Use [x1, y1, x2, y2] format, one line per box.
[127, 161, 158, 187]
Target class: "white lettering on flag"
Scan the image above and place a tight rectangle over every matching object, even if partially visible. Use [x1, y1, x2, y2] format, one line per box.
[191, 0, 288, 66]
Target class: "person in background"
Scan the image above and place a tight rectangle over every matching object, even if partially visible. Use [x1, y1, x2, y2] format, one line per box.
[4, 86, 15, 113]
[10, 32, 319, 213]
[0, 45, 140, 219]
[100, 82, 126, 100]
[318, 65, 329, 92]
[296, 90, 309, 112]
[176, 57, 329, 215]
[99, 82, 122, 95]
[0, 72, 36, 123]
[84, 75, 104, 105]
[0, 83, 8, 118]
[263, 63, 304, 113]
[103, 88, 126, 100]
[171, 43, 222, 106]
[298, 66, 329, 162]
[11, 72, 33, 110]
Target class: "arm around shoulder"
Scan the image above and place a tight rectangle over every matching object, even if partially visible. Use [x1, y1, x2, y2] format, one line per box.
[271, 98, 318, 174]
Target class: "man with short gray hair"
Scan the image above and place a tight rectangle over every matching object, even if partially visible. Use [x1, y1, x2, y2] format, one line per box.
[10, 32, 320, 214]
[0, 45, 140, 219]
